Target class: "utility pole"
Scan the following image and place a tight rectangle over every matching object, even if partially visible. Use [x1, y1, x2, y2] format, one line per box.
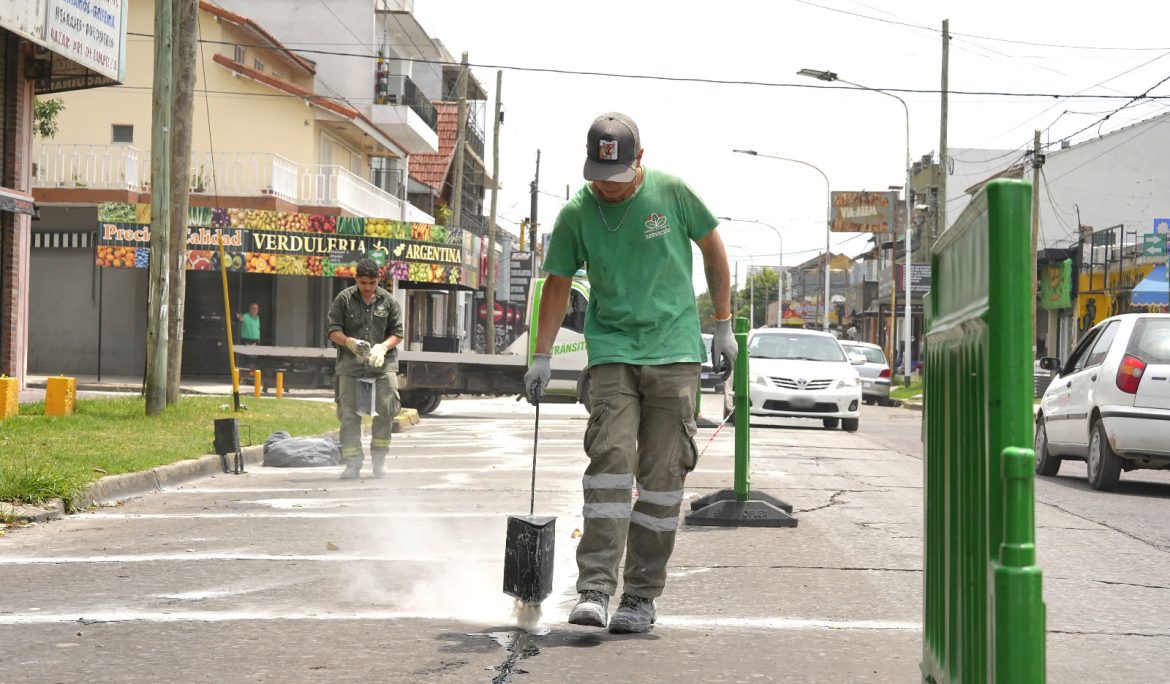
[486, 70, 502, 355]
[530, 149, 540, 262]
[166, 0, 196, 405]
[937, 19, 949, 244]
[448, 51, 468, 342]
[145, 0, 174, 416]
[1031, 129, 1043, 355]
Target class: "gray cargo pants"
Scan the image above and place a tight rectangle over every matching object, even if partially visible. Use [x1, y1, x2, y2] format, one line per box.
[336, 373, 400, 466]
[576, 362, 700, 600]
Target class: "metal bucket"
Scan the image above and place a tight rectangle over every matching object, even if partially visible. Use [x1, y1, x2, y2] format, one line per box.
[502, 515, 556, 604]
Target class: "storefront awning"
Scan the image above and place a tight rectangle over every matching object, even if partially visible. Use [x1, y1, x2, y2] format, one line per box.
[1131, 264, 1169, 306]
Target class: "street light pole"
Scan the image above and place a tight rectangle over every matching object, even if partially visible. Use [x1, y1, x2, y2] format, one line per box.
[718, 216, 784, 325]
[732, 150, 832, 331]
[797, 68, 913, 384]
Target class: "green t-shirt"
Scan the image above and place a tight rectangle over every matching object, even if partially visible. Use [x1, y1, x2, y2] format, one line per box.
[543, 168, 717, 367]
[240, 313, 260, 341]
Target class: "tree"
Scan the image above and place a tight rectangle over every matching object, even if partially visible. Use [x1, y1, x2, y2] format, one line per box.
[33, 98, 65, 139]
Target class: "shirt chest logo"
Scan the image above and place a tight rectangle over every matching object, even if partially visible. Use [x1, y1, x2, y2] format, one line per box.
[643, 213, 672, 240]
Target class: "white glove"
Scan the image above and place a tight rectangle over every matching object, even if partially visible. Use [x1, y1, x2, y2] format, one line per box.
[368, 342, 389, 368]
[345, 337, 371, 360]
[711, 317, 737, 374]
[524, 353, 552, 405]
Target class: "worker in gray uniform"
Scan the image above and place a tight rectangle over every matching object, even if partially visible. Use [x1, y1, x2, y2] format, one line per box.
[327, 258, 404, 480]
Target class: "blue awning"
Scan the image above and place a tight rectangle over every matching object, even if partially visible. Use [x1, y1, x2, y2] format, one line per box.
[1131, 264, 1169, 306]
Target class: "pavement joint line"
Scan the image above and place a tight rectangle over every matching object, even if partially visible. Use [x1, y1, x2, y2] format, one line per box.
[1039, 499, 1169, 552]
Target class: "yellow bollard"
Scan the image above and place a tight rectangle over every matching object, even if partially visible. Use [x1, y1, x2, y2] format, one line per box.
[45, 376, 76, 416]
[232, 368, 240, 388]
[253, 369, 262, 398]
[276, 372, 284, 399]
[0, 375, 18, 419]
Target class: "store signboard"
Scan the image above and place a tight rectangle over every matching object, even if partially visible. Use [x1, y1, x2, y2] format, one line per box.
[94, 202, 479, 288]
[831, 191, 897, 233]
[893, 263, 932, 295]
[1040, 259, 1072, 310]
[0, 0, 127, 82]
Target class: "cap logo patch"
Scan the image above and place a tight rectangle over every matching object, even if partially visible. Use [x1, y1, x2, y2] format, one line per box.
[598, 138, 619, 161]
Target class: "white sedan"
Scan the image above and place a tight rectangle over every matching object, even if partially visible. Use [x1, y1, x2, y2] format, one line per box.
[1035, 313, 1170, 491]
[741, 328, 864, 432]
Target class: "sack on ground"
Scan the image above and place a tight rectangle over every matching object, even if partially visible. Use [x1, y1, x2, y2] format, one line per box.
[263, 431, 340, 467]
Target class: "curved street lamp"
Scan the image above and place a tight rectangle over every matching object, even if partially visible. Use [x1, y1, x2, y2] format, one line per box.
[718, 216, 784, 326]
[731, 150, 832, 331]
[797, 68, 913, 384]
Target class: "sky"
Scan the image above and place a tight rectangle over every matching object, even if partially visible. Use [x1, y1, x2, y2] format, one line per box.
[410, 0, 1170, 294]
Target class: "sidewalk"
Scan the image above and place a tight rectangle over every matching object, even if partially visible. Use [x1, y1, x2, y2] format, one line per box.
[19, 373, 334, 404]
[6, 374, 418, 524]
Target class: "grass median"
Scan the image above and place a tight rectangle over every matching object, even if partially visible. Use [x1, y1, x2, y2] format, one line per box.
[0, 396, 338, 508]
[890, 379, 924, 402]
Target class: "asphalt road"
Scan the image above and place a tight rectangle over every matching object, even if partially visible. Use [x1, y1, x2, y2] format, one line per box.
[0, 394, 1167, 683]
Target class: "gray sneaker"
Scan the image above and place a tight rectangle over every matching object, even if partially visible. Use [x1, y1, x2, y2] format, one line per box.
[568, 590, 609, 628]
[607, 594, 656, 634]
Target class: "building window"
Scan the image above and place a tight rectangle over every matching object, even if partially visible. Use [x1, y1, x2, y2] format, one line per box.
[253, 58, 264, 72]
[234, 45, 245, 63]
[112, 124, 133, 144]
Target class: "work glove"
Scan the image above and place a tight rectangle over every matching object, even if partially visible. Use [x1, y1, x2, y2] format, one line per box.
[368, 342, 389, 368]
[345, 337, 371, 361]
[524, 353, 552, 405]
[711, 317, 737, 375]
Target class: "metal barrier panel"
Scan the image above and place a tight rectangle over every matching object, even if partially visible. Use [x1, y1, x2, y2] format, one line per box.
[921, 179, 1046, 683]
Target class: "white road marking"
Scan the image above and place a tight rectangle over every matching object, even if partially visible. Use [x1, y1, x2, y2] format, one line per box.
[0, 609, 923, 632]
[51, 511, 509, 520]
[0, 552, 499, 565]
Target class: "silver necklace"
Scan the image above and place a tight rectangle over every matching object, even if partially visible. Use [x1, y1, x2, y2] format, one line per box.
[593, 174, 643, 232]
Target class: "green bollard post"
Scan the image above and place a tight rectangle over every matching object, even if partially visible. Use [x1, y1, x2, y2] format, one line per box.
[994, 447, 1046, 683]
[734, 316, 750, 502]
[685, 317, 797, 527]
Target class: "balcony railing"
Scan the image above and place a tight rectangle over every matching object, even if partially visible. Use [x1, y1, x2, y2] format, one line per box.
[34, 143, 141, 190]
[378, 74, 438, 131]
[301, 164, 409, 220]
[187, 150, 298, 202]
[32, 142, 433, 222]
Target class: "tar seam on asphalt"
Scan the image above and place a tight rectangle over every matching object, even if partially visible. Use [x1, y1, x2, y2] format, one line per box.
[488, 631, 540, 684]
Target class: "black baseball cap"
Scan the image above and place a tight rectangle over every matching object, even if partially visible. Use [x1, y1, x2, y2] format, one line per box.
[583, 112, 640, 183]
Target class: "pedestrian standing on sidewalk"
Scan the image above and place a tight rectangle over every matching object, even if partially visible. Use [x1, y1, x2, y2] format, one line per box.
[327, 259, 403, 480]
[524, 112, 735, 634]
[237, 302, 261, 345]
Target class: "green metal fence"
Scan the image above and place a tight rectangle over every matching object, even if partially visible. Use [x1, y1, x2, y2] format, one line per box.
[921, 179, 1046, 683]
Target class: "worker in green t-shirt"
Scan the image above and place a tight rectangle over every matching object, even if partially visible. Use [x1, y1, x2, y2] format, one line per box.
[237, 302, 261, 345]
[524, 112, 736, 634]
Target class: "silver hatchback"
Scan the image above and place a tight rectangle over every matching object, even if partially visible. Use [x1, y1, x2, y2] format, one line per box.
[838, 340, 892, 405]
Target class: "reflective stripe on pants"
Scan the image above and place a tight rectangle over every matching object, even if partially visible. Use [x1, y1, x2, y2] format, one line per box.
[336, 373, 401, 465]
[575, 362, 700, 600]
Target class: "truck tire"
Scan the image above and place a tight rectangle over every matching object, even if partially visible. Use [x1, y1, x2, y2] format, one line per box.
[823, 418, 840, 429]
[416, 392, 442, 416]
[400, 390, 441, 415]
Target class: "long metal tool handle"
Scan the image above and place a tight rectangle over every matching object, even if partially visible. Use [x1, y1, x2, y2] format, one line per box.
[530, 401, 540, 515]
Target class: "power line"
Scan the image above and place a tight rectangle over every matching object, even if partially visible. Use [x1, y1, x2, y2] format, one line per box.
[1050, 71, 1170, 147]
[792, 0, 1170, 52]
[124, 32, 1170, 101]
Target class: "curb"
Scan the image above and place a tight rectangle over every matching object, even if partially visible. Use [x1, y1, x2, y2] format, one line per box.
[8, 411, 421, 522]
[3, 499, 65, 524]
